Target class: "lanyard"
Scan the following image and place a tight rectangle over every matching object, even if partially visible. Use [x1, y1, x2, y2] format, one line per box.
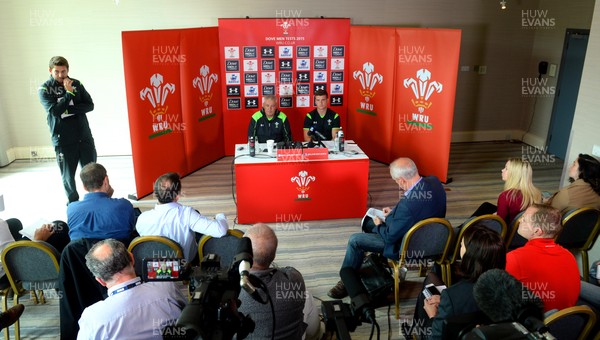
[110, 280, 143, 296]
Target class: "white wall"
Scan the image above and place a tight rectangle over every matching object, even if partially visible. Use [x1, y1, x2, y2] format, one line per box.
[0, 0, 595, 163]
[565, 0, 600, 265]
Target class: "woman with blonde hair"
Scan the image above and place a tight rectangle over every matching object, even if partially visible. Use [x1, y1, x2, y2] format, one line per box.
[471, 158, 542, 224]
[497, 158, 542, 223]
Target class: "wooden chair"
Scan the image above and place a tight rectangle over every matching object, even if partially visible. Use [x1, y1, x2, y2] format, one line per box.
[127, 236, 184, 276]
[388, 218, 454, 319]
[1, 241, 60, 340]
[544, 305, 596, 340]
[198, 229, 244, 269]
[444, 214, 507, 285]
[555, 207, 600, 280]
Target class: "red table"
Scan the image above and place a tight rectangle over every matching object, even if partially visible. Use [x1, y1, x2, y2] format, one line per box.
[234, 141, 369, 224]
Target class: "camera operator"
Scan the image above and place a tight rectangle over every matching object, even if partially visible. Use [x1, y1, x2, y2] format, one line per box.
[238, 223, 323, 340]
[77, 239, 187, 339]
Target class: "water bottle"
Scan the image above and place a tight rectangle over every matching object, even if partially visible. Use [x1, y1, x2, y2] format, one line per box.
[338, 129, 345, 152]
[248, 136, 255, 157]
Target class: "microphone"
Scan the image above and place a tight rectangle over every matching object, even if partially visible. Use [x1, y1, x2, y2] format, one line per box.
[474, 269, 547, 334]
[231, 237, 266, 304]
[308, 126, 327, 141]
[340, 267, 376, 324]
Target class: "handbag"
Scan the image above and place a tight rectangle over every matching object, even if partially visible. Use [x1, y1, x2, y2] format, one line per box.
[359, 253, 394, 302]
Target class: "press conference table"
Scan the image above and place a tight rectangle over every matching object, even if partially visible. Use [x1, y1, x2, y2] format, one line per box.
[234, 141, 369, 224]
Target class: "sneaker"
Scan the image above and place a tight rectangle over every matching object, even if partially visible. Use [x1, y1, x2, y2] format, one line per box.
[327, 280, 348, 299]
[0, 304, 25, 329]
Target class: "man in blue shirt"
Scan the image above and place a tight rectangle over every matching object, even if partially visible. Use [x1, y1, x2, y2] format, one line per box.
[67, 162, 135, 242]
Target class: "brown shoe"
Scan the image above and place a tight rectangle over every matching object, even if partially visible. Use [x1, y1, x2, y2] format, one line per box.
[0, 304, 24, 329]
[327, 280, 348, 299]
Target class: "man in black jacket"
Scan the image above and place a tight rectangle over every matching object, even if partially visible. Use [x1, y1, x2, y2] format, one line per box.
[39, 56, 96, 204]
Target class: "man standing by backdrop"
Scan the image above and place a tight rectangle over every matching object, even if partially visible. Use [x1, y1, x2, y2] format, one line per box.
[247, 95, 292, 143]
[39, 56, 96, 204]
[303, 89, 340, 142]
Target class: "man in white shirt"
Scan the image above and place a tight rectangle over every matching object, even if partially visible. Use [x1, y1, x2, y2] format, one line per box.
[136, 172, 229, 262]
[77, 238, 186, 339]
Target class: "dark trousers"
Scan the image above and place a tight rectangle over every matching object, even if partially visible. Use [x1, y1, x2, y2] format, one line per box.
[471, 202, 498, 217]
[16, 219, 72, 254]
[55, 140, 96, 203]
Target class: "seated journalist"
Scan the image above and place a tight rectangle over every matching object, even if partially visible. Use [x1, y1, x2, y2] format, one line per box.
[405, 224, 506, 338]
[77, 238, 186, 339]
[328, 157, 447, 299]
[546, 153, 600, 211]
[506, 204, 580, 312]
[248, 95, 292, 143]
[136, 172, 229, 262]
[67, 162, 136, 242]
[238, 223, 322, 340]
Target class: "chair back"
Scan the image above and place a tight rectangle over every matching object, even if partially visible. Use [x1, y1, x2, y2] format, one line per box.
[198, 229, 244, 269]
[1, 240, 60, 291]
[555, 207, 600, 279]
[128, 236, 184, 276]
[505, 211, 527, 250]
[544, 305, 597, 340]
[555, 208, 600, 250]
[399, 218, 454, 268]
[448, 214, 507, 269]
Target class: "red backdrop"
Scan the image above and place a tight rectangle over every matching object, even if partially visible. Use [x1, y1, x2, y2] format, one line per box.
[122, 27, 224, 198]
[348, 27, 461, 182]
[123, 23, 461, 199]
[218, 18, 350, 154]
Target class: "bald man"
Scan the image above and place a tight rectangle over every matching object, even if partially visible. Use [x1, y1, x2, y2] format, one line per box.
[77, 239, 186, 339]
[238, 223, 322, 340]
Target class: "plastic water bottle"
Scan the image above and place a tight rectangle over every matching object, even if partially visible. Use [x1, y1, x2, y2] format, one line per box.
[338, 129, 345, 152]
[248, 136, 255, 157]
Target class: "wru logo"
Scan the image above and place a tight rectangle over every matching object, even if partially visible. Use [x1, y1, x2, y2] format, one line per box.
[192, 65, 218, 107]
[403, 69, 443, 113]
[353, 62, 383, 102]
[291, 171, 316, 200]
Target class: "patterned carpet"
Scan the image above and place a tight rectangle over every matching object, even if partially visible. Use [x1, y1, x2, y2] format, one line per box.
[0, 141, 563, 339]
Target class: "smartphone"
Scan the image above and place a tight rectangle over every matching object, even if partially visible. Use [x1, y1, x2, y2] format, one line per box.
[422, 283, 441, 299]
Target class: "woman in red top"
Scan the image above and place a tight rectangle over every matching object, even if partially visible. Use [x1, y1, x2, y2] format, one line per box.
[497, 158, 542, 224]
[470, 158, 541, 225]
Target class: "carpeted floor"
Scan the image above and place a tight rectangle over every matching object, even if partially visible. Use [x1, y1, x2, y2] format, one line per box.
[0, 141, 564, 339]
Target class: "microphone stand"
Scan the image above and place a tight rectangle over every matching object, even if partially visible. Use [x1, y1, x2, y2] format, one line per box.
[312, 134, 326, 148]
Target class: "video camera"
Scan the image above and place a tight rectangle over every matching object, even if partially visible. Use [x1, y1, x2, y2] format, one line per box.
[321, 267, 380, 340]
[141, 252, 255, 340]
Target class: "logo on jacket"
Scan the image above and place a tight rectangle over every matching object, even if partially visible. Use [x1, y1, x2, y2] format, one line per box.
[192, 65, 218, 121]
[292, 171, 316, 200]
